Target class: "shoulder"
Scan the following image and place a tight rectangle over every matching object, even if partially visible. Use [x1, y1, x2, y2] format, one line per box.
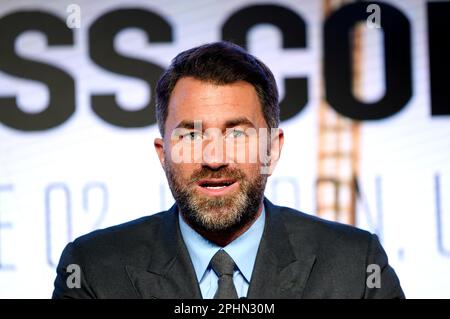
[67, 210, 169, 263]
[53, 211, 172, 298]
[76, 211, 166, 243]
[273, 203, 374, 254]
[268, 203, 404, 298]
[279, 204, 370, 238]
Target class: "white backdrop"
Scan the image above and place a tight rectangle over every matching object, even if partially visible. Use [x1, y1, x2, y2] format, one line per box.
[0, 0, 449, 298]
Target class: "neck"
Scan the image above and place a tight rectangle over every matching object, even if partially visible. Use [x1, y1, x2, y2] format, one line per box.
[181, 203, 264, 247]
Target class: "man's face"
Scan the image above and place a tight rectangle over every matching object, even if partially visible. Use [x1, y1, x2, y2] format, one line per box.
[154, 77, 283, 233]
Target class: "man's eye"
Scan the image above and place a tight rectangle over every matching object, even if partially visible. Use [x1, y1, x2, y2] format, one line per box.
[229, 129, 246, 138]
[183, 131, 202, 140]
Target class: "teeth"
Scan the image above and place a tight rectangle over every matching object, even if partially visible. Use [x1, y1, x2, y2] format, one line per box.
[205, 185, 227, 189]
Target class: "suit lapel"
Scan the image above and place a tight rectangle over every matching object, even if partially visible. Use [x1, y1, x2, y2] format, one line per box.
[125, 199, 316, 299]
[247, 199, 317, 298]
[125, 204, 202, 299]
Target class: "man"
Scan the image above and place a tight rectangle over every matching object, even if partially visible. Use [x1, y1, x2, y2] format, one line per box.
[52, 41, 404, 299]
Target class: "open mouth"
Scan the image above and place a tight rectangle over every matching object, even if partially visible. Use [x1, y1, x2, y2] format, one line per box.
[196, 179, 238, 195]
[199, 179, 235, 188]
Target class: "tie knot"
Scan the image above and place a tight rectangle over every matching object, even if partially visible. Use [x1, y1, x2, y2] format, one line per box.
[210, 250, 236, 277]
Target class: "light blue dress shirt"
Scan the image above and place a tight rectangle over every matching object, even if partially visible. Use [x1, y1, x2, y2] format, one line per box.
[178, 206, 266, 299]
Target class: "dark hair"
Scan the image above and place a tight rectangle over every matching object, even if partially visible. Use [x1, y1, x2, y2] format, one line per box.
[155, 41, 279, 136]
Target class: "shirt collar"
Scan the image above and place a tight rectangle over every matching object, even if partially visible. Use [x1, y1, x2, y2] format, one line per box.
[178, 205, 266, 283]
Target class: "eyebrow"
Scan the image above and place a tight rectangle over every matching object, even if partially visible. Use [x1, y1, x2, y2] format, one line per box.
[224, 117, 256, 128]
[173, 117, 256, 130]
[174, 120, 198, 130]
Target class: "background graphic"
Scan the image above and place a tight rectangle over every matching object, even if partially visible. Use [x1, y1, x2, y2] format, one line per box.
[0, 0, 449, 298]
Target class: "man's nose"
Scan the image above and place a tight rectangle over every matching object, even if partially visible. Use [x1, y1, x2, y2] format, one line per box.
[202, 134, 229, 170]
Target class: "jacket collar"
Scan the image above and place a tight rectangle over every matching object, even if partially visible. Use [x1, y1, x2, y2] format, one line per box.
[126, 198, 316, 298]
[126, 204, 202, 299]
[246, 198, 316, 298]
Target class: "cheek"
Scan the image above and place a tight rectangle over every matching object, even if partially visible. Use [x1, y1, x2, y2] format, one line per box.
[167, 138, 203, 164]
[234, 162, 261, 179]
[226, 137, 267, 165]
[168, 162, 199, 180]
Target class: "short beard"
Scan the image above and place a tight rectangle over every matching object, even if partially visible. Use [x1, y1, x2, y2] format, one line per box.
[164, 162, 267, 234]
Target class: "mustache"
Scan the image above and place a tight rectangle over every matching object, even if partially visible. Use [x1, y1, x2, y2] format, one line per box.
[189, 167, 245, 185]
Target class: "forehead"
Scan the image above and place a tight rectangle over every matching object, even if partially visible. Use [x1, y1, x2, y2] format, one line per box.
[165, 77, 266, 129]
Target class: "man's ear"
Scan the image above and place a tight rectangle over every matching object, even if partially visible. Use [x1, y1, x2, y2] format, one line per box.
[154, 137, 165, 169]
[265, 128, 284, 175]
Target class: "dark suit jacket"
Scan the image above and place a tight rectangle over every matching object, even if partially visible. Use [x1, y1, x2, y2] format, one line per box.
[52, 198, 404, 299]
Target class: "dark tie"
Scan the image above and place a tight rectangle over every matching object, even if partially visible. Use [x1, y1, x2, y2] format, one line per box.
[210, 250, 238, 299]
